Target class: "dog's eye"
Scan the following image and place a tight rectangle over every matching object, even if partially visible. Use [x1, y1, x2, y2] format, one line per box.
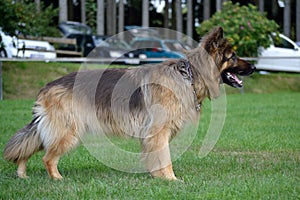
[223, 53, 237, 63]
[231, 53, 237, 62]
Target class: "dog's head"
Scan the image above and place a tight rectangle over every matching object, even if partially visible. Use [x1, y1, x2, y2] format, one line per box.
[186, 27, 255, 98]
[202, 26, 255, 88]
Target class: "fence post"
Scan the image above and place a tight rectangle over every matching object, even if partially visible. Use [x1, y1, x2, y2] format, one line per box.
[0, 61, 2, 100]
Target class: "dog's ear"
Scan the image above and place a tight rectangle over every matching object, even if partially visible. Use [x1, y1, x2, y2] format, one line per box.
[202, 26, 224, 53]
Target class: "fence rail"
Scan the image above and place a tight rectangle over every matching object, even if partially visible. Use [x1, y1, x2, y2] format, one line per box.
[17, 35, 82, 57]
[18, 35, 77, 45]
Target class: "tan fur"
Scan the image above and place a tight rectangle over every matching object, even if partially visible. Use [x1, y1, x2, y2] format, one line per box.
[3, 27, 254, 180]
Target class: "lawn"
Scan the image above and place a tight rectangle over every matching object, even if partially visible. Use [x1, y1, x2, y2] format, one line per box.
[0, 92, 299, 199]
[0, 62, 299, 199]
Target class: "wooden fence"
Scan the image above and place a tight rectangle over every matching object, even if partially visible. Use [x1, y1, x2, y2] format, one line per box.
[18, 35, 83, 57]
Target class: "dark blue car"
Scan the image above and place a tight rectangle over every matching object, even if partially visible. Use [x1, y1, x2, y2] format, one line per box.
[130, 37, 185, 59]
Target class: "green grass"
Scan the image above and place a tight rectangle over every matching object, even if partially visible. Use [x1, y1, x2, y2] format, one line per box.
[0, 62, 299, 199]
[0, 92, 299, 199]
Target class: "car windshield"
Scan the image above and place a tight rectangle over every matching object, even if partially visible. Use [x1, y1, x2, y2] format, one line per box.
[106, 38, 131, 50]
[60, 23, 92, 35]
[272, 35, 295, 49]
[164, 41, 185, 51]
[132, 40, 162, 49]
[127, 27, 159, 38]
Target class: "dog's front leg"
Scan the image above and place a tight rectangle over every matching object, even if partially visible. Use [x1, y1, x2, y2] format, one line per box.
[141, 128, 177, 181]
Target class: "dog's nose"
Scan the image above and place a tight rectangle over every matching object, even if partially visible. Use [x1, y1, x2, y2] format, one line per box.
[251, 65, 256, 71]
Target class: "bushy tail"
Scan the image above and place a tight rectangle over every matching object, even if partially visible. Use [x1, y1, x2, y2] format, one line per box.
[3, 120, 43, 163]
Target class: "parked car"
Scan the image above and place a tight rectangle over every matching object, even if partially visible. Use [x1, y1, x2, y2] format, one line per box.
[124, 26, 160, 43]
[92, 35, 111, 47]
[58, 21, 92, 35]
[0, 28, 17, 58]
[256, 33, 300, 73]
[162, 39, 191, 52]
[59, 33, 95, 57]
[0, 28, 56, 59]
[58, 21, 95, 57]
[130, 37, 185, 59]
[16, 39, 56, 59]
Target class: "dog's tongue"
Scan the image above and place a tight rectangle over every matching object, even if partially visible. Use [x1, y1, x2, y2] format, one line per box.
[227, 72, 243, 86]
[230, 73, 243, 85]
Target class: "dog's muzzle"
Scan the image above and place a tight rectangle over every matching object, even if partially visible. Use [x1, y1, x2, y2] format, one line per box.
[222, 64, 256, 88]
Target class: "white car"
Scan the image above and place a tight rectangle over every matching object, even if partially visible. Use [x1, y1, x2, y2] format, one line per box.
[16, 39, 57, 59]
[0, 29, 18, 58]
[0, 28, 56, 59]
[256, 33, 300, 73]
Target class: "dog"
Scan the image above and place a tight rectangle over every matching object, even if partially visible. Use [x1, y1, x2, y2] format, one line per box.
[3, 27, 255, 180]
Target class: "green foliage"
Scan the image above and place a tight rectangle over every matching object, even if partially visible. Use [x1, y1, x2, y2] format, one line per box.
[0, 0, 59, 37]
[14, 0, 59, 36]
[85, 0, 97, 33]
[197, 1, 279, 57]
[0, 0, 18, 34]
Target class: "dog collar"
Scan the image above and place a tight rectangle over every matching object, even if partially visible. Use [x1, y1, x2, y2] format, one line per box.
[179, 59, 201, 112]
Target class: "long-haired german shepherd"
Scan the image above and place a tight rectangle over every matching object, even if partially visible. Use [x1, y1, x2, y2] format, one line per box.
[4, 27, 255, 180]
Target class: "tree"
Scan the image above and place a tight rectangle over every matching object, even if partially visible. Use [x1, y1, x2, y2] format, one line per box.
[35, 0, 41, 13]
[107, 0, 116, 35]
[297, 0, 300, 41]
[175, 0, 182, 39]
[142, 0, 149, 27]
[0, 0, 18, 35]
[186, 0, 193, 43]
[283, 0, 291, 38]
[81, 0, 86, 24]
[216, 0, 222, 11]
[118, 0, 124, 33]
[164, 0, 169, 28]
[258, 0, 264, 13]
[10, 0, 59, 36]
[197, 1, 279, 57]
[203, 0, 210, 20]
[1, 0, 59, 37]
[96, 0, 104, 35]
[59, 0, 68, 23]
[85, 0, 97, 33]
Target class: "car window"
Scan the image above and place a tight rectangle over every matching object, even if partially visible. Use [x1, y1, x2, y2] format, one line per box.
[164, 41, 184, 51]
[132, 40, 162, 49]
[106, 38, 130, 50]
[60, 23, 92, 35]
[273, 36, 295, 49]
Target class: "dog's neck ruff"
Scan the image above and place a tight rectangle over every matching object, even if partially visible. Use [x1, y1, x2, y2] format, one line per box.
[179, 59, 201, 112]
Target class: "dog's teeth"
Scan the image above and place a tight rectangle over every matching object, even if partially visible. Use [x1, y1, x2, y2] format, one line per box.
[226, 72, 232, 78]
[226, 72, 243, 86]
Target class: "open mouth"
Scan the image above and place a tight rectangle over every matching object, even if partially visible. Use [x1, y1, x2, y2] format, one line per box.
[222, 71, 243, 88]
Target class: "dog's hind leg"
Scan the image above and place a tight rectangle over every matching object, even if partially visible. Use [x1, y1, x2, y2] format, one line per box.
[42, 133, 80, 180]
[141, 127, 177, 180]
[43, 151, 62, 180]
[17, 158, 29, 178]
